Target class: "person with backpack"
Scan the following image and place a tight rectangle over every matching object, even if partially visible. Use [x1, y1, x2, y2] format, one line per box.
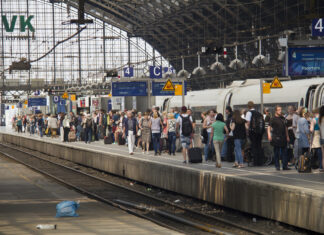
[82, 114, 93, 144]
[245, 101, 265, 166]
[37, 114, 45, 138]
[267, 105, 290, 171]
[210, 114, 229, 168]
[202, 109, 216, 162]
[176, 106, 194, 163]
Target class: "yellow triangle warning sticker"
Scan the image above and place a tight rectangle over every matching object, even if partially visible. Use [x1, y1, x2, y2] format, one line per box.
[162, 79, 175, 91]
[270, 76, 283, 88]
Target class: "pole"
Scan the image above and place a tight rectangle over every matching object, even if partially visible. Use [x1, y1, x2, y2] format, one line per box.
[260, 78, 264, 113]
[147, 79, 151, 109]
[285, 35, 289, 77]
[181, 79, 185, 107]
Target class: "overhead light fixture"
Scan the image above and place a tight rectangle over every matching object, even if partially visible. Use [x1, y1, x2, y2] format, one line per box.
[192, 52, 206, 76]
[277, 50, 285, 61]
[177, 56, 190, 78]
[252, 38, 269, 66]
[229, 45, 245, 69]
[210, 54, 226, 72]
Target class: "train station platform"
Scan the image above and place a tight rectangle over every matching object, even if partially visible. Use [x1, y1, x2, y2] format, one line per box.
[0, 152, 180, 235]
[0, 127, 323, 233]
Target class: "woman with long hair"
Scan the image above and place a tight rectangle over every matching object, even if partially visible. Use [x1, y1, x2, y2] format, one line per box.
[139, 112, 151, 154]
[231, 110, 246, 168]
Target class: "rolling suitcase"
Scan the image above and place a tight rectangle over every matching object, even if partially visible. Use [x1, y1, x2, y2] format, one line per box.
[118, 133, 125, 145]
[104, 133, 113, 144]
[188, 142, 202, 163]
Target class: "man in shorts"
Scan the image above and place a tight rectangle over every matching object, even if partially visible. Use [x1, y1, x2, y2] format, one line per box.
[177, 106, 194, 163]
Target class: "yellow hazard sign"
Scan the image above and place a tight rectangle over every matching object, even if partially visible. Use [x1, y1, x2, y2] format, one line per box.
[175, 85, 182, 96]
[70, 94, 76, 101]
[62, 92, 69, 99]
[270, 76, 283, 88]
[263, 83, 271, 94]
[162, 79, 175, 91]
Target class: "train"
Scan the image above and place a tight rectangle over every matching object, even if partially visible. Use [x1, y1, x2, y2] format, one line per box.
[156, 77, 324, 120]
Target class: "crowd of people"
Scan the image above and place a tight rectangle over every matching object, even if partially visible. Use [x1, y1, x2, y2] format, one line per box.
[11, 101, 324, 171]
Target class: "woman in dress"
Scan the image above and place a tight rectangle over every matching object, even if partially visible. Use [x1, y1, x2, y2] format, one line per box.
[140, 112, 151, 154]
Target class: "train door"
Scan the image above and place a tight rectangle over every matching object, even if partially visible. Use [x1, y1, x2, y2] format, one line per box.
[223, 91, 233, 114]
[305, 85, 318, 111]
[312, 83, 324, 109]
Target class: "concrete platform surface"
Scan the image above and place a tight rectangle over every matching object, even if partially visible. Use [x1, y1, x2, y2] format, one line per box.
[0, 128, 323, 233]
[0, 156, 182, 235]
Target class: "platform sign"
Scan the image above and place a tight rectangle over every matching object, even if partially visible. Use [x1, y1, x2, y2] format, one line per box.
[163, 67, 175, 74]
[123, 67, 134, 77]
[112, 81, 147, 96]
[174, 85, 182, 96]
[263, 83, 271, 93]
[312, 19, 324, 37]
[162, 79, 175, 91]
[270, 77, 283, 88]
[53, 95, 60, 103]
[28, 98, 47, 107]
[149, 66, 162, 79]
[152, 81, 187, 96]
[288, 47, 324, 76]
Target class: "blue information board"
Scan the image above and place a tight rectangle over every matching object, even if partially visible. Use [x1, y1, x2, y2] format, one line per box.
[288, 47, 324, 76]
[312, 19, 324, 37]
[149, 66, 162, 79]
[112, 82, 147, 96]
[123, 67, 134, 77]
[28, 98, 47, 107]
[152, 81, 187, 96]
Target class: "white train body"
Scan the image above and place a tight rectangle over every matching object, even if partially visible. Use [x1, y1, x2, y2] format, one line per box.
[156, 78, 324, 120]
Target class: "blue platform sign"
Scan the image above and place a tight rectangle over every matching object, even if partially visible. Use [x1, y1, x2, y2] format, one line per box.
[53, 95, 60, 103]
[149, 66, 162, 79]
[123, 67, 134, 77]
[163, 67, 175, 74]
[112, 82, 147, 96]
[28, 98, 47, 107]
[312, 19, 324, 37]
[288, 47, 324, 76]
[152, 81, 187, 96]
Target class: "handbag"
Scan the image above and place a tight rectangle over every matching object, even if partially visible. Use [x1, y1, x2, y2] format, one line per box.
[137, 129, 142, 136]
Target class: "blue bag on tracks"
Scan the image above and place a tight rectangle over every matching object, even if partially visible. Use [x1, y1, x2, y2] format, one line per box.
[56, 201, 80, 217]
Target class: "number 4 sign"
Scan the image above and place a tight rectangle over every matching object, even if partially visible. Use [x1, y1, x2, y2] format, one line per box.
[312, 19, 324, 36]
[123, 67, 134, 77]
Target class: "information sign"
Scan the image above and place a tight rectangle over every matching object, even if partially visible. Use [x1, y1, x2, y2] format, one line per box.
[112, 82, 147, 96]
[123, 67, 134, 77]
[288, 47, 324, 76]
[149, 66, 162, 79]
[28, 98, 47, 107]
[312, 19, 324, 37]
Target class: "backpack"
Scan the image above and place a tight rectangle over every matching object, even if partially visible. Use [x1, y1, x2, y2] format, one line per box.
[86, 118, 92, 128]
[181, 115, 192, 137]
[249, 110, 265, 135]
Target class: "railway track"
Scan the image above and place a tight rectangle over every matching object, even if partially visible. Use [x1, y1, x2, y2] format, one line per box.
[0, 142, 266, 235]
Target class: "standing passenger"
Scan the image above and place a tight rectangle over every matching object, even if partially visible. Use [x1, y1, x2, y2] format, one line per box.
[319, 106, 324, 172]
[297, 108, 310, 156]
[245, 101, 265, 166]
[140, 112, 152, 154]
[167, 113, 177, 156]
[123, 111, 138, 155]
[210, 114, 229, 168]
[177, 106, 193, 163]
[203, 110, 216, 162]
[268, 106, 290, 171]
[151, 111, 162, 156]
[310, 109, 322, 170]
[231, 110, 246, 168]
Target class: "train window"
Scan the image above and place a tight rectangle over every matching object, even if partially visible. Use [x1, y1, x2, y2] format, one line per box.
[300, 98, 304, 107]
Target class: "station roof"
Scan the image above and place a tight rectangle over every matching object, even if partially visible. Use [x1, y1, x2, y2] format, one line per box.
[67, 0, 324, 89]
